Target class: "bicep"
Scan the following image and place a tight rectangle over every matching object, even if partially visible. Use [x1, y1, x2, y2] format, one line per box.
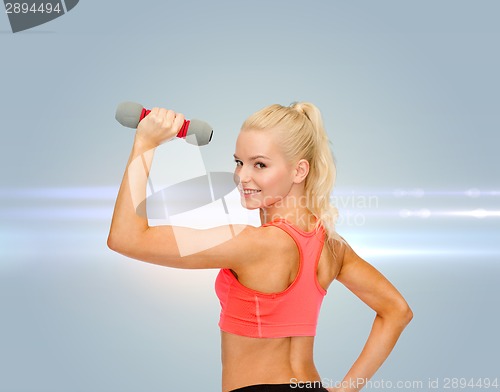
[336, 241, 410, 316]
[109, 223, 263, 270]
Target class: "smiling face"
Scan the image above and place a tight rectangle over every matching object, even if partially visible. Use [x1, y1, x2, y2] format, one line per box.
[233, 129, 298, 211]
[233, 102, 335, 229]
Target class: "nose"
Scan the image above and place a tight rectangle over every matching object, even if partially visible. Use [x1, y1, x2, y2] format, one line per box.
[233, 166, 251, 186]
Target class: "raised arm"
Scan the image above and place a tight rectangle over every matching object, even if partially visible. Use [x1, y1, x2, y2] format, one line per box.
[330, 241, 413, 392]
[107, 107, 263, 270]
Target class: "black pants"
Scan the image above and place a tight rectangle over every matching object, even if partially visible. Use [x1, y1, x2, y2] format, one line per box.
[230, 384, 328, 392]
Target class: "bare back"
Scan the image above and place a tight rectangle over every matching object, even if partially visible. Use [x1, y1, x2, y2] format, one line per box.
[220, 221, 344, 392]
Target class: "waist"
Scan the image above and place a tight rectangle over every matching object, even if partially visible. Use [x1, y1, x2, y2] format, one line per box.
[221, 332, 321, 392]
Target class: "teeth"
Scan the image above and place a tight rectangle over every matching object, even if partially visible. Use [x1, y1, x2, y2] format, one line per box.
[243, 189, 260, 194]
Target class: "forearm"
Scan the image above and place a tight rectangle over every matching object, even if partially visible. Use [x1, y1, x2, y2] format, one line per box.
[337, 312, 411, 392]
[107, 136, 157, 250]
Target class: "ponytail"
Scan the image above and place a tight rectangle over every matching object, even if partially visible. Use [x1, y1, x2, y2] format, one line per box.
[289, 103, 344, 246]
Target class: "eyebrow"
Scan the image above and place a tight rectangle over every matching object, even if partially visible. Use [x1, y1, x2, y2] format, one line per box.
[233, 154, 271, 161]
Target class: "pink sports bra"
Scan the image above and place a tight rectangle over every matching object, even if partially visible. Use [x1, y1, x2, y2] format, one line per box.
[215, 218, 327, 338]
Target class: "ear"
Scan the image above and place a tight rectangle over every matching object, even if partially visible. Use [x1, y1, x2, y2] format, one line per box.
[293, 159, 309, 184]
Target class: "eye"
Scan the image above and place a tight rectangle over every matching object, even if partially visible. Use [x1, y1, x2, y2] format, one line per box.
[255, 162, 266, 169]
[234, 159, 243, 167]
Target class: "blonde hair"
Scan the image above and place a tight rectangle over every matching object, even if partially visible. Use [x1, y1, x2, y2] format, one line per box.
[241, 102, 345, 248]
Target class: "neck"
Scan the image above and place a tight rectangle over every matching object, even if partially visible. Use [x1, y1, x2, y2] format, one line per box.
[259, 192, 316, 230]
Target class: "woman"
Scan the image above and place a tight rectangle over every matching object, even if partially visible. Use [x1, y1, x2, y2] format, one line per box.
[108, 102, 413, 392]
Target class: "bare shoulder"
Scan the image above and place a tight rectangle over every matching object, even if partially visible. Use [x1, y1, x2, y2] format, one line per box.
[236, 224, 297, 263]
[332, 235, 348, 269]
[232, 224, 299, 270]
[228, 223, 291, 249]
[230, 224, 302, 292]
[316, 234, 347, 289]
[335, 236, 376, 284]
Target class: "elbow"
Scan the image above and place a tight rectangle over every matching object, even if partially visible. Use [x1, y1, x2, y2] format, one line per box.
[396, 302, 414, 329]
[108, 230, 155, 262]
[400, 304, 414, 327]
[107, 232, 119, 252]
[380, 300, 414, 329]
[107, 232, 127, 254]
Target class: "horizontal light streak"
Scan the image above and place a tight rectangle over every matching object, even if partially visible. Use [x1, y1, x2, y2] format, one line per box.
[397, 209, 500, 218]
[361, 248, 500, 258]
[0, 188, 498, 224]
[0, 187, 499, 200]
[1, 207, 499, 221]
[439, 209, 500, 218]
[0, 207, 499, 221]
[0, 186, 118, 200]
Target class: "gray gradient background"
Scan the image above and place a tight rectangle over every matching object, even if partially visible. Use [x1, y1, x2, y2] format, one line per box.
[1, 1, 499, 391]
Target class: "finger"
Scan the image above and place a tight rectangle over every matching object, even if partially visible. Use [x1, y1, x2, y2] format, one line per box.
[160, 110, 176, 131]
[164, 109, 176, 127]
[147, 107, 162, 123]
[172, 112, 185, 132]
[157, 108, 168, 123]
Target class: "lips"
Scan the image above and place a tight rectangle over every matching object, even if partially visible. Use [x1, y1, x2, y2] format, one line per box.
[239, 188, 261, 195]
